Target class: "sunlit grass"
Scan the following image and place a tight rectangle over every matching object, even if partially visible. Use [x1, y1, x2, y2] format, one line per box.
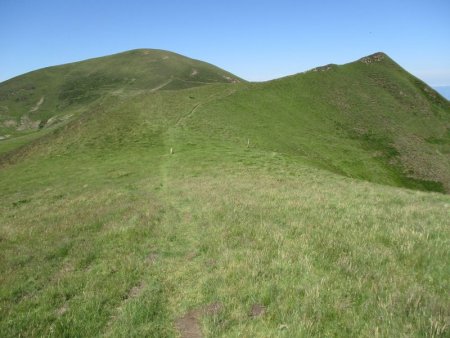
[1, 50, 449, 337]
[1, 143, 449, 336]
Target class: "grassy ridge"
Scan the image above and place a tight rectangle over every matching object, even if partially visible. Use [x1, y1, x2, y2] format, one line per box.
[2, 52, 448, 191]
[0, 49, 242, 137]
[0, 50, 449, 336]
[183, 54, 449, 191]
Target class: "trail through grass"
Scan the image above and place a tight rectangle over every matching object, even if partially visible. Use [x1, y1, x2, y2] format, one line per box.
[1, 50, 449, 337]
[1, 135, 449, 337]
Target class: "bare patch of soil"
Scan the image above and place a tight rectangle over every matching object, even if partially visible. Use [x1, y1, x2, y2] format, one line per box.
[310, 64, 335, 72]
[175, 302, 222, 338]
[3, 120, 17, 127]
[249, 304, 266, 318]
[127, 281, 145, 299]
[360, 52, 385, 64]
[17, 115, 40, 131]
[30, 96, 45, 113]
[175, 309, 202, 338]
[56, 303, 68, 316]
[203, 302, 222, 316]
[146, 252, 158, 264]
[186, 251, 197, 260]
[222, 75, 240, 83]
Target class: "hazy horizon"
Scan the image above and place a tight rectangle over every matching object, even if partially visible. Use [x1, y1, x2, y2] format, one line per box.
[433, 85, 450, 99]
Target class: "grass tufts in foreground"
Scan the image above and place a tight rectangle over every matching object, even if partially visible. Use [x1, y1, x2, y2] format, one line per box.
[1, 142, 449, 337]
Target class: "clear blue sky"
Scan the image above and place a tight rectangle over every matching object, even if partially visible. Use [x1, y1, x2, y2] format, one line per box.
[1, 0, 449, 85]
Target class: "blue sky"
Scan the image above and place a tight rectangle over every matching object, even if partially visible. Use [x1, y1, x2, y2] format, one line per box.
[1, 0, 449, 85]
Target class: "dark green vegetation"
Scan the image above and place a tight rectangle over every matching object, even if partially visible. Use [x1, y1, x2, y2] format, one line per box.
[1, 49, 449, 337]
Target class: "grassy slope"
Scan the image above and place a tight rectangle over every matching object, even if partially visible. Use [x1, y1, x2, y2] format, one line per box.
[0, 52, 449, 337]
[187, 54, 450, 192]
[0, 49, 242, 137]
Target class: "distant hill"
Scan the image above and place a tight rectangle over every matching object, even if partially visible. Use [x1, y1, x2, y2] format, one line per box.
[0, 49, 242, 136]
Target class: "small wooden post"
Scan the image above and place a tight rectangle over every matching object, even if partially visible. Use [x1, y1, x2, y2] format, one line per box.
[170, 147, 173, 155]
[247, 139, 250, 148]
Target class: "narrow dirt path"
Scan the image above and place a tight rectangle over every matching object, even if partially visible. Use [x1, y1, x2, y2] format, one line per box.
[29, 96, 45, 113]
[174, 103, 200, 126]
[175, 88, 237, 127]
[150, 78, 174, 92]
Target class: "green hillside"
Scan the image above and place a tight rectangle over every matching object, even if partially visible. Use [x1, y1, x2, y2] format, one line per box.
[2, 52, 448, 192]
[0, 49, 242, 138]
[0, 50, 449, 337]
[185, 52, 450, 192]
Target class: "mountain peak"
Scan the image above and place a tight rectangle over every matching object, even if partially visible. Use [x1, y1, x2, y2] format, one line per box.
[359, 52, 389, 64]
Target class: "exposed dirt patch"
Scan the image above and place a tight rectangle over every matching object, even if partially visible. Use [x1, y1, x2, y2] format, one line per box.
[222, 75, 240, 83]
[175, 309, 202, 338]
[3, 119, 17, 127]
[360, 52, 385, 64]
[45, 114, 73, 128]
[175, 302, 222, 338]
[186, 251, 197, 260]
[203, 302, 222, 316]
[190, 69, 198, 76]
[249, 304, 266, 318]
[29, 96, 45, 113]
[146, 252, 158, 265]
[310, 64, 336, 72]
[17, 115, 40, 131]
[56, 303, 68, 316]
[127, 281, 145, 299]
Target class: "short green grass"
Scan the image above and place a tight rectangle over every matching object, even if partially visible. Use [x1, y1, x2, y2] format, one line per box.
[1, 141, 449, 337]
[1, 50, 449, 337]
